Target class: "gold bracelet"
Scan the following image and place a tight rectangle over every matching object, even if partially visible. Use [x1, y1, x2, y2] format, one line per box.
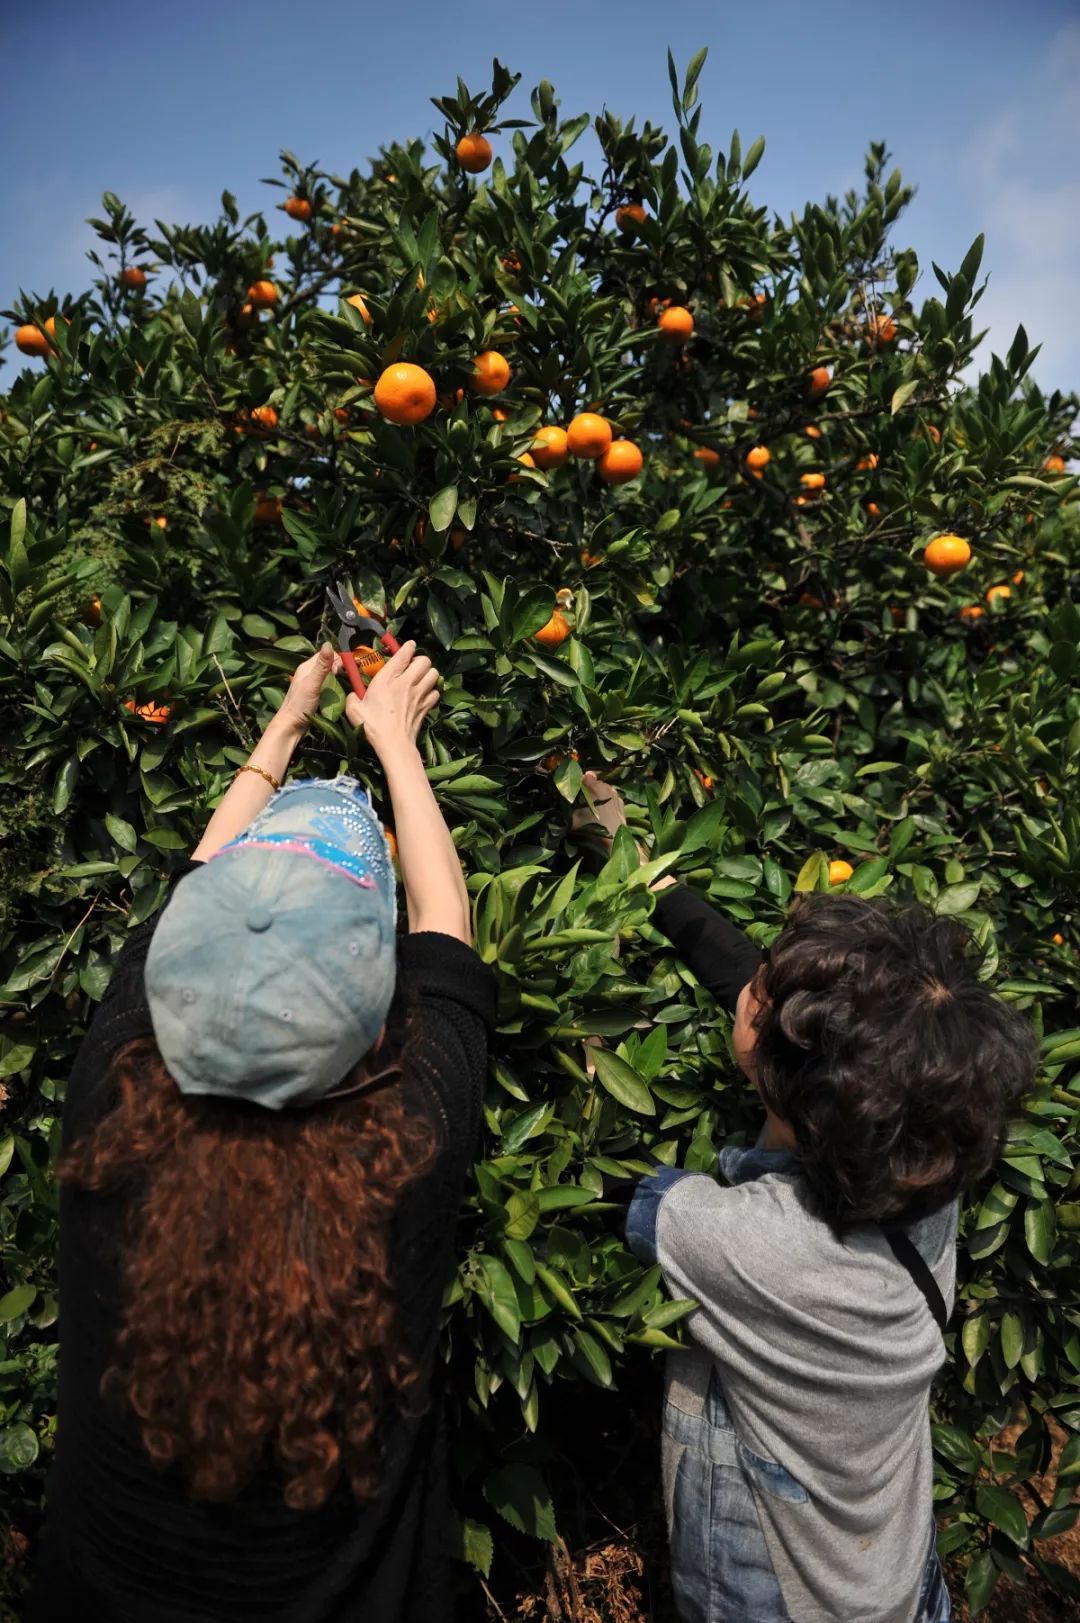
[235, 763, 282, 791]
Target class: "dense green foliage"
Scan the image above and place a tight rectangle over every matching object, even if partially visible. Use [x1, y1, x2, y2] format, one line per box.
[1, 51, 1078, 1615]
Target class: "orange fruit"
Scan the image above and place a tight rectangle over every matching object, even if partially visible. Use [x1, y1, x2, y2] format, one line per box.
[694, 447, 720, 470]
[1044, 454, 1065, 474]
[532, 426, 569, 470]
[249, 404, 279, 435]
[1012, 570, 1025, 586]
[254, 495, 282, 524]
[1052, 932, 1065, 947]
[285, 196, 312, 223]
[566, 413, 612, 460]
[149, 515, 167, 530]
[346, 293, 372, 325]
[658, 305, 694, 343]
[856, 453, 879, 471]
[924, 534, 971, 577]
[15, 323, 52, 357]
[800, 472, 826, 491]
[986, 584, 1011, 604]
[489, 405, 507, 421]
[456, 133, 493, 173]
[118, 266, 148, 291]
[472, 350, 511, 396]
[959, 605, 984, 621]
[84, 595, 102, 627]
[694, 769, 714, 792]
[745, 445, 770, 472]
[927, 424, 942, 445]
[533, 610, 571, 648]
[793, 495, 809, 507]
[509, 452, 536, 482]
[798, 592, 823, 606]
[888, 605, 904, 625]
[865, 313, 897, 346]
[123, 699, 171, 725]
[247, 279, 278, 308]
[384, 829, 398, 861]
[865, 501, 882, 518]
[807, 366, 831, 401]
[804, 424, 823, 439]
[597, 439, 643, 484]
[374, 363, 436, 425]
[738, 292, 767, 321]
[828, 860, 854, 885]
[580, 550, 603, 568]
[615, 202, 646, 233]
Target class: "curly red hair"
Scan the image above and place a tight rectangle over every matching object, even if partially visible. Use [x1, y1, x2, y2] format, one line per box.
[60, 1038, 435, 1511]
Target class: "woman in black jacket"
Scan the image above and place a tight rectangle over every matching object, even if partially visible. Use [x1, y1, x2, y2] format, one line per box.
[31, 640, 494, 1623]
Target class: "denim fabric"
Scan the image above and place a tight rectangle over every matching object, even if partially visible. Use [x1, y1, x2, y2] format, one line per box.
[664, 1369, 796, 1623]
[626, 1166, 696, 1264]
[916, 1517, 952, 1623]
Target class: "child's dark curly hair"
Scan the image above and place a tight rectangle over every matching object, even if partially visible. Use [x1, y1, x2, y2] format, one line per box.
[752, 894, 1038, 1225]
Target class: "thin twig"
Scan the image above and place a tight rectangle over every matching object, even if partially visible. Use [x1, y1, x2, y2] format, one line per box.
[48, 893, 101, 988]
[480, 1578, 509, 1621]
[212, 655, 255, 748]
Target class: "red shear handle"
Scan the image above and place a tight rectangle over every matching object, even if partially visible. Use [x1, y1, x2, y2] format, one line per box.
[339, 648, 368, 700]
[380, 631, 401, 655]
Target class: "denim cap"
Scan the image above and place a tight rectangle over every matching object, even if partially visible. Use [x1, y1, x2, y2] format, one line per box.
[145, 778, 397, 1109]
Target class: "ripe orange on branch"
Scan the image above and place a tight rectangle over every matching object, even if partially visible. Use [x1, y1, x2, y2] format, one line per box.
[346, 293, 372, 325]
[254, 495, 283, 525]
[533, 611, 571, 648]
[1044, 454, 1065, 474]
[924, 534, 971, 576]
[800, 472, 826, 490]
[694, 447, 720, 470]
[374, 363, 436, 425]
[284, 196, 312, 223]
[865, 313, 897, 346]
[15, 323, 52, 358]
[118, 267, 148, 291]
[615, 202, 646, 233]
[532, 426, 569, 469]
[986, 584, 1011, 604]
[807, 366, 831, 401]
[597, 439, 643, 484]
[247, 280, 278, 309]
[745, 445, 770, 472]
[658, 306, 694, 343]
[456, 133, 493, 173]
[247, 404, 279, 436]
[472, 350, 511, 396]
[829, 860, 854, 885]
[566, 413, 612, 459]
[959, 605, 984, 621]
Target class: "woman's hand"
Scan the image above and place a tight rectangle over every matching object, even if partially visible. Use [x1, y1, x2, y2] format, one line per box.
[346, 640, 440, 758]
[277, 643, 342, 736]
[570, 771, 630, 854]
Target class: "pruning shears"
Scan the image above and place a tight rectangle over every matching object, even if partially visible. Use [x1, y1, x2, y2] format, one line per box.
[325, 580, 402, 700]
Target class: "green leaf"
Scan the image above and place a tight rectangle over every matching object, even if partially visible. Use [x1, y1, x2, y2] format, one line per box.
[459, 1517, 494, 1577]
[975, 1484, 1028, 1547]
[932, 1424, 982, 1474]
[591, 1049, 655, 1115]
[504, 1190, 540, 1241]
[962, 1312, 991, 1368]
[502, 1101, 554, 1152]
[1024, 1199, 1055, 1264]
[511, 587, 556, 643]
[428, 484, 458, 532]
[0, 1422, 39, 1475]
[482, 1462, 556, 1541]
[964, 1550, 998, 1613]
[476, 1254, 522, 1342]
[934, 881, 981, 916]
[1000, 1311, 1024, 1369]
[890, 379, 919, 415]
[0, 1284, 38, 1324]
[794, 851, 825, 893]
[105, 813, 139, 852]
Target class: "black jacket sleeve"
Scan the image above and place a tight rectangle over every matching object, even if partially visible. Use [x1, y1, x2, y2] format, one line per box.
[652, 885, 763, 1014]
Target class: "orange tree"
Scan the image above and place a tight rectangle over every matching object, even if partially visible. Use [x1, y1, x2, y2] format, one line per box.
[1, 51, 1078, 1615]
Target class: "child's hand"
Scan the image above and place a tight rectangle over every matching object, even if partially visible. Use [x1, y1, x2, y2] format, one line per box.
[570, 771, 630, 854]
[347, 640, 440, 757]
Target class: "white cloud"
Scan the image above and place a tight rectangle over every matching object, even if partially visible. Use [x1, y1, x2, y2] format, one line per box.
[960, 22, 1080, 394]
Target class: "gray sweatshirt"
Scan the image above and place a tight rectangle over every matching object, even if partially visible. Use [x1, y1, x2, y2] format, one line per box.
[630, 1145, 956, 1623]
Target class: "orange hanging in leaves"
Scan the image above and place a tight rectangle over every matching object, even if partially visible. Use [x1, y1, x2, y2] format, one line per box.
[533, 611, 571, 649]
[924, 534, 971, 577]
[597, 440, 643, 484]
[374, 363, 436, 425]
[285, 196, 312, 223]
[456, 133, 493, 173]
[807, 366, 831, 401]
[247, 280, 278, 309]
[615, 202, 646, 233]
[658, 306, 694, 343]
[566, 413, 612, 460]
[532, 427, 569, 470]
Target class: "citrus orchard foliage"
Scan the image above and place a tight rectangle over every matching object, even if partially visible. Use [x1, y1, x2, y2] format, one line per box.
[1, 51, 1079, 1613]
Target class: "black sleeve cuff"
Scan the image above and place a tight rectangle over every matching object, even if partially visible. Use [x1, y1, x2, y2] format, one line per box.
[398, 933, 497, 1026]
[652, 884, 764, 1014]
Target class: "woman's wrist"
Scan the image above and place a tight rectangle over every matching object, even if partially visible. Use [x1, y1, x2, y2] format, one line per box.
[369, 731, 423, 773]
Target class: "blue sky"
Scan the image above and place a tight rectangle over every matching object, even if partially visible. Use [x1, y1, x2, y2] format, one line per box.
[3, 0, 1078, 394]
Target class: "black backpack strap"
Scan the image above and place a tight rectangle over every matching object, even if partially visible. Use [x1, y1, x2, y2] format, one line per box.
[881, 1228, 949, 1335]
